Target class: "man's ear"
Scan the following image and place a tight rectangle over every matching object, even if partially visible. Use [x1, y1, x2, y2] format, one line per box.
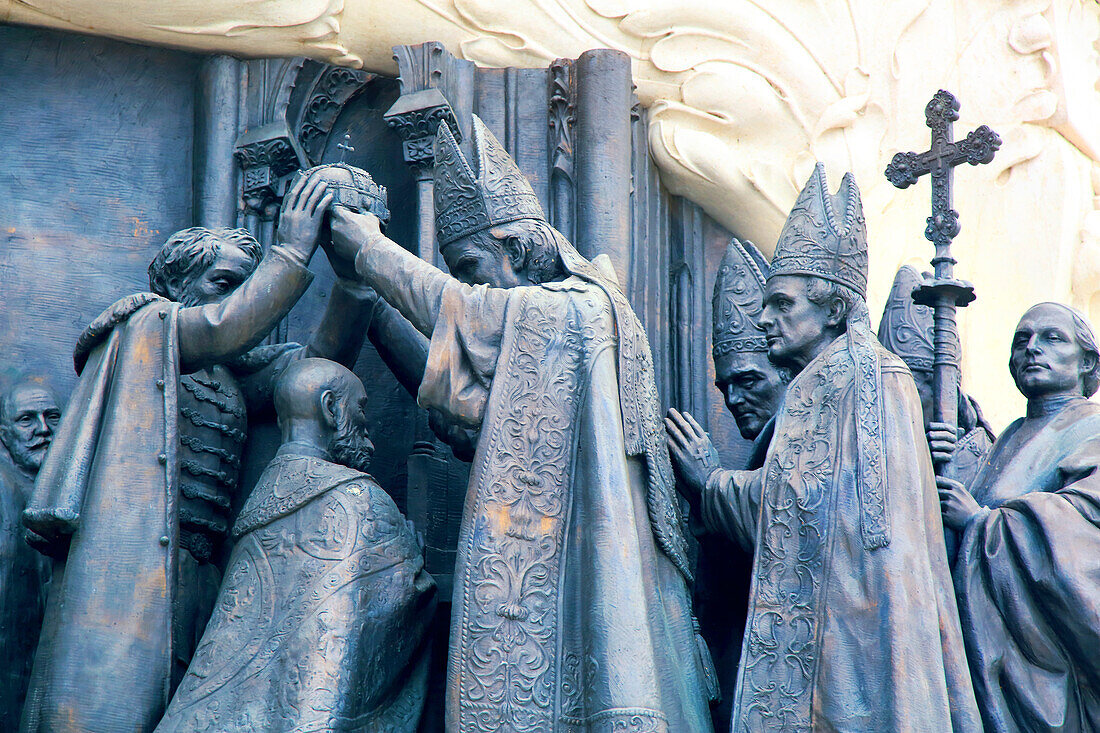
[500, 235, 527, 272]
[320, 390, 338, 430]
[825, 296, 847, 329]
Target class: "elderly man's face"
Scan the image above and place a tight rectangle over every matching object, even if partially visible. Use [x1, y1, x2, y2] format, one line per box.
[179, 243, 256, 306]
[714, 351, 786, 440]
[759, 275, 833, 366]
[1010, 304, 1090, 399]
[0, 384, 61, 472]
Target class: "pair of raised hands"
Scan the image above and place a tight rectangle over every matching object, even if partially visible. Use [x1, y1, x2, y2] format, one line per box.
[276, 172, 385, 280]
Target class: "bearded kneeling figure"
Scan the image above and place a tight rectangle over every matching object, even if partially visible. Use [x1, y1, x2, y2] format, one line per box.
[156, 358, 436, 733]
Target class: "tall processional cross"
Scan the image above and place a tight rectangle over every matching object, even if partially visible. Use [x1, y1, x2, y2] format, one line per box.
[885, 90, 1001, 459]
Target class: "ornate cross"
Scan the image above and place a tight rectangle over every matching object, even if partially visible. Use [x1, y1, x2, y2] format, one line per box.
[884, 90, 1001, 459]
[336, 133, 355, 162]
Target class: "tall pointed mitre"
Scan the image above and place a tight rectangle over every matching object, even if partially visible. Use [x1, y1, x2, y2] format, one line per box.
[878, 265, 934, 372]
[769, 162, 869, 298]
[712, 238, 770, 358]
[433, 115, 546, 246]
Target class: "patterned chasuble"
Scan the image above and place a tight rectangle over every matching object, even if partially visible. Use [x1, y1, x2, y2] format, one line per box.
[734, 333, 884, 732]
[443, 278, 707, 733]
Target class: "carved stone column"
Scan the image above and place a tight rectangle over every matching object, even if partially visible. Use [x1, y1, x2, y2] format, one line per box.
[194, 55, 242, 228]
[384, 86, 460, 263]
[547, 58, 576, 243]
[575, 49, 633, 290]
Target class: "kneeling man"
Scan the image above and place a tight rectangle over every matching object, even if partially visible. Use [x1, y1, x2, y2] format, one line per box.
[156, 358, 436, 733]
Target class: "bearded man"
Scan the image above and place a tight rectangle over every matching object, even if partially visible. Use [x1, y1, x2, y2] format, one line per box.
[666, 163, 981, 732]
[939, 302, 1100, 732]
[156, 358, 436, 733]
[0, 381, 59, 727]
[327, 116, 714, 732]
[21, 174, 378, 733]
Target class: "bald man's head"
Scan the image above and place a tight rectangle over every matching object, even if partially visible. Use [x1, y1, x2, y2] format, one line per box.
[275, 359, 373, 471]
[0, 381, 61, 473]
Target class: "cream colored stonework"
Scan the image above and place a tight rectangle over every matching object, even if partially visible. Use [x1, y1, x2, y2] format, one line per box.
[4, 0, 1099, 426]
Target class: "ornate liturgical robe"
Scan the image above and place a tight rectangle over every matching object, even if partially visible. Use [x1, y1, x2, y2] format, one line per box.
[155, 451, 436, 733]
[953, 398, 1100, 732]
[701, 334, 981, 732]
[356, 240, 713, 733]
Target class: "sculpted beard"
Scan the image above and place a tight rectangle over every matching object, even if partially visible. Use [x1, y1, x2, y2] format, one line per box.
[0, 425, 49, 472]
[330, 405, 374, 472]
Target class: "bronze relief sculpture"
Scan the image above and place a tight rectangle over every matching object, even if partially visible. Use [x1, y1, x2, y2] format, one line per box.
[155, 358, 436, 732]
[938, 303, 1100, 732]
[668, 164, 982, 731]
[20, 177, 378, 733]
[0, 381, 59, 729]
[325, 116, 716, 732]
[878, 265, 994, 490]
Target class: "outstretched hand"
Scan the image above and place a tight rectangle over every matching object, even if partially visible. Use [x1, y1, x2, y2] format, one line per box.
[327, 207, 384, 280]
[665, 408, 723, 501]
[937, 476, 981, 531]
[277, 173, 332, 263]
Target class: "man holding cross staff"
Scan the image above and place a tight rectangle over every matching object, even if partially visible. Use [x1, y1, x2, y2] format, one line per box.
[890, 92, 1100, 733]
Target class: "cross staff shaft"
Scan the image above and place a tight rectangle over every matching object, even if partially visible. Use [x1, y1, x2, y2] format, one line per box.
[884, 90, 1000, 466]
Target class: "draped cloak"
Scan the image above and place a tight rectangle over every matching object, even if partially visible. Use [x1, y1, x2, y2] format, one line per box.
[953, 398, 1100, 732]
[701, 334, 982, 732]
[21, 248, 315, 733]
[154, 452, 437, 732]
[355, 241, 713, 733]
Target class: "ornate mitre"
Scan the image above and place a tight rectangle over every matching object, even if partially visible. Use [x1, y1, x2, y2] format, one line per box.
[433, 115, 546, 246]
[294, 163, 390, 224]
[878, 265, 934, 372]
[712, 238, 770, 358]
[769, 162, 868, 298]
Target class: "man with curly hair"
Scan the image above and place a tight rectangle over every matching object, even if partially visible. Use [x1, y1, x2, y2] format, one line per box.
[22, 175, 376, 733]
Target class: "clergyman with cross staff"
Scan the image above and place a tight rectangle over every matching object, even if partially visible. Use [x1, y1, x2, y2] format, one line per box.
[889, 90, 1100, 732]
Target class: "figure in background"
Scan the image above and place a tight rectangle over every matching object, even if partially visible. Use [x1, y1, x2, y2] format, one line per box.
[20, 174, 377, 733]
[879, 265, 994, 488]
[156, 358, 435, 733]
[664, 237, 790, 730]
[0, 381, 59, 728]
[666, 164, 981, 732]
[326, 116, 715, 732]
[939, 302, 1100, 732]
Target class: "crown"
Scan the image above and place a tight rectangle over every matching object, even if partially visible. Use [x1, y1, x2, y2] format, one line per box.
[877, 265, 934, 371]
[293, 163, 389, 224]
[769, 163, 868, 298]
[433, 115, 546, 246]
[713, 238, 771, 358]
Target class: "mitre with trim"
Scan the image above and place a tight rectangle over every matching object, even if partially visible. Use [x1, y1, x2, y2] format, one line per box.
[712, 238, 771, 359]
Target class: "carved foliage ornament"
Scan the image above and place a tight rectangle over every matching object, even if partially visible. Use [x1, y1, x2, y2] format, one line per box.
[433, 115, 546, 246]
[712, 238, 770, 358]
[769, 163, 868, 298]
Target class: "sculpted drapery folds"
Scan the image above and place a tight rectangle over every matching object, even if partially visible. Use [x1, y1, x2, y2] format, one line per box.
[19, 175, 380, 733]
[326, 116, 714, 732]
[0, 382, 59, 729]
[672, 163, 982, 732]
[155, 359, 436, 733]
[939, 302, 1100, 733]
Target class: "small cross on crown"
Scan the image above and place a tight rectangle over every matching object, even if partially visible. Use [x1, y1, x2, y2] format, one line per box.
[336, 134, 355, 162]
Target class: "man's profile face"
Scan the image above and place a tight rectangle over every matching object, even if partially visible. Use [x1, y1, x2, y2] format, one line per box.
[1010, 304, 1090, 399]
[440, 231, 522, 289]
[330, 381, 375, 473]
[0, 384, 61, 473]
[760, 275, 832, 365]
[179, 242, 256, 306]
[714, 351, 785, 440]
